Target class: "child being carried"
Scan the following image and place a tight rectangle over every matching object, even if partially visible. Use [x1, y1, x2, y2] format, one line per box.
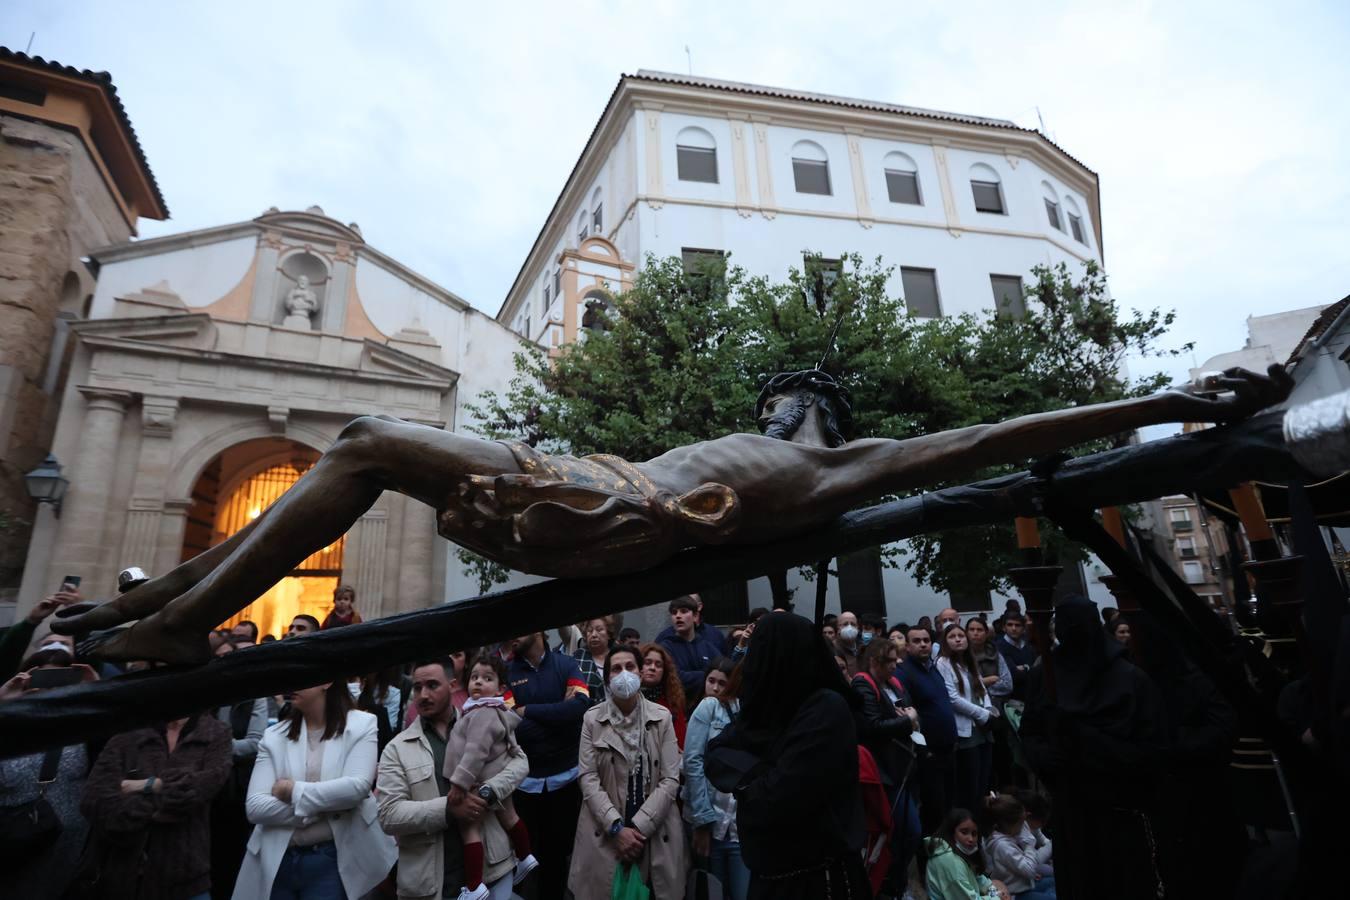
[443, 653, 538, 900]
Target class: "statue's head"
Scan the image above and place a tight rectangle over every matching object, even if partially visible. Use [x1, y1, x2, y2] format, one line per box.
[297, 275, 310, 288]
[755, 369, 853, 448]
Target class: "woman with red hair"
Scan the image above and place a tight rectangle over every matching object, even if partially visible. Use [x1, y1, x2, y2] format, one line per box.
[638, 643, 687, 749]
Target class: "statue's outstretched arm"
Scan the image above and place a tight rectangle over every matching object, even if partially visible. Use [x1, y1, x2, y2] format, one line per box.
[817, 366, 1292, 501]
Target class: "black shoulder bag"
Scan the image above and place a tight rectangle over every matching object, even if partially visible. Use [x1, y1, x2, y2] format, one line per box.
[0, 747, 64, 862]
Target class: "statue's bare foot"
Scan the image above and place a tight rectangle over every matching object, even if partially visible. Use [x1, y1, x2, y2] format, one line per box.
[76, 612, 212, 665]
[51, 576, 182, 636]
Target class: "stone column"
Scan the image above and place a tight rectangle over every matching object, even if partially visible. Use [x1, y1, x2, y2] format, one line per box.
[118, 395, 179, 574]
[344, 506, 387, 621]
[155, 498, 192, 577]
[397, 496, 435, 613]
[45, 387, 132, 590]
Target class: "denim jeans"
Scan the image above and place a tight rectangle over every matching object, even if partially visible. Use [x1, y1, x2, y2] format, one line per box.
[1016, 875, 1057, 900]
[708, 837, 750, 900]
[269, 842, 347, 900]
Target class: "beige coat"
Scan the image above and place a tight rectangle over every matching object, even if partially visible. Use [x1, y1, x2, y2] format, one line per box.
[376, 715, 529, 900]
[568, 697, 687, 900]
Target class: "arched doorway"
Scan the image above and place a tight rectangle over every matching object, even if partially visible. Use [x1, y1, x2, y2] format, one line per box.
[182, 438, 342, 639]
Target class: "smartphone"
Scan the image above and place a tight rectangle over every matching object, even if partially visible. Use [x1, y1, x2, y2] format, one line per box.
[28, 667, 82, 689]
[60, 574, 81, 591]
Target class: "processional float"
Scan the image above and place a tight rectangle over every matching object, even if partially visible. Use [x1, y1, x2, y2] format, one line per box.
[2, 363, 1347, 758]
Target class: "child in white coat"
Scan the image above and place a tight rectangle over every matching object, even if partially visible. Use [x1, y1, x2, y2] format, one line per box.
[984, 794, 1055, 900]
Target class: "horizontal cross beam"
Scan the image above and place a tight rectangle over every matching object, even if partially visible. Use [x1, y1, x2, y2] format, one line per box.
[0, 411, 1298, 756]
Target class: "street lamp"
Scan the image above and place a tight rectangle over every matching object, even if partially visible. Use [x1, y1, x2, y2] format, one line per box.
[24, 453, 70, 518]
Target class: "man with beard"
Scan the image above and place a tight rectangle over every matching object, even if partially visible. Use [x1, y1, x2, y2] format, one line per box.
[378, 659, 530, 900]
[55, 367, 1290, 663]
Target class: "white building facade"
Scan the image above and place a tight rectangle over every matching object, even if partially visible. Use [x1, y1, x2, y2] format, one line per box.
[497, 72, 1107, 626]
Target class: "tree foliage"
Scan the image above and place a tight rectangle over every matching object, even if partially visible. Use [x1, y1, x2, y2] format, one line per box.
[465, 253, 1187, 597]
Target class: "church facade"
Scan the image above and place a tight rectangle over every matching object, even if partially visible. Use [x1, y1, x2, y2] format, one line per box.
[16, 205, 522, 634]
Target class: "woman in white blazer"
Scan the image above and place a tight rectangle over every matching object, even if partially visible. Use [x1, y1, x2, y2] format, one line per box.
[234, 681, 397, 900]
[935, 622, 999, 817]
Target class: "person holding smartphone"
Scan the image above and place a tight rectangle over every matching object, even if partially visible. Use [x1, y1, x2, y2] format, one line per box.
[0, 647, 99, 899]
[0, 577, 82, 680]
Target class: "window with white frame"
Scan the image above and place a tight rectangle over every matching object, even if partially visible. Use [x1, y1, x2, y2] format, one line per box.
[1042, 182, 1063, 231]
[552, 268, 561, 299]
[883, 151, 922, 205]
[1176, 536, 1197, 558]
[802, 254, 842, 308]
[682, 247, 726, 276]
[1064, 196, 1088, 244]
[676, 127, 718, 183]
[990, 274, 1025, 318]
[577, 211, 589, 245]
[1182, 561, 1205, 584]
[900, 267, 941, 317]
[791, 141, 832, 195]
[591, 187, 603, 234]
[1169, 507, 1193, 531]
[970, 163, 1005, 214]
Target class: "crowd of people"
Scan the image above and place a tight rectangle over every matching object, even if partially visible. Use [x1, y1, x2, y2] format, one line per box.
[0, 571, 1257, 900]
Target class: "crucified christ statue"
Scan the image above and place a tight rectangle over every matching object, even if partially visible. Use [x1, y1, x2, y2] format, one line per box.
[55, 365, 1292, 663]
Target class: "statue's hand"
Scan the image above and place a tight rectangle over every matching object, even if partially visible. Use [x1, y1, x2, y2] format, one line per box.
[1171, 364, 1293, 423]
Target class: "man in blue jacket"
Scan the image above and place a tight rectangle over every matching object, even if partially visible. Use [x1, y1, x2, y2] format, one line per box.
[657, 595, 727, 701]
[898, 624, 958, 834]
[507, 631, 590, 899]
[996, 614, 1038, 699]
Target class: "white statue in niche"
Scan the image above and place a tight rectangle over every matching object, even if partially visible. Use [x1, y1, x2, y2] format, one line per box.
[282, 275, 320, 329]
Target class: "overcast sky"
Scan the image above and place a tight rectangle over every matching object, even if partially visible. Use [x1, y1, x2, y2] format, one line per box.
[5, 0, 1348, 389]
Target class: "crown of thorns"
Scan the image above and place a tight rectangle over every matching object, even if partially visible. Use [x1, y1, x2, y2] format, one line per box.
[754, 369, 854, 444]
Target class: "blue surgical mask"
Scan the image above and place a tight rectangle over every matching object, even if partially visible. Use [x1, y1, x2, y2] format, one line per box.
[860, 631, 874, 645]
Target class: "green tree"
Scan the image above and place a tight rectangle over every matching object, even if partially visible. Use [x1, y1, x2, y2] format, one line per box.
[464, 253, 1186, 599]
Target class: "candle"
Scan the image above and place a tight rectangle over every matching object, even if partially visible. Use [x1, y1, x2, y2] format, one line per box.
[1015, 516, 1041, 549]
[1101, 507, 1126, 547]
[1228, 483, 1275, 542]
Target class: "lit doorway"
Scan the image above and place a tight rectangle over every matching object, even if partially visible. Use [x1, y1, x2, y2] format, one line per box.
[183, 441, 343, 640]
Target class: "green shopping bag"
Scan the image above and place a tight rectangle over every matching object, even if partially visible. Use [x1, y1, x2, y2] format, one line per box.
[611, 862, 652, 900]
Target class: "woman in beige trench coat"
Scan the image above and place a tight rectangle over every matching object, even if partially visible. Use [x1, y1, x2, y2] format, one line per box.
[568, 646, 688, 900]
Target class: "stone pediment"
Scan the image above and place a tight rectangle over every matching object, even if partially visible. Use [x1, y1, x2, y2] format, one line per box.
[72, 313, 218, 350]
[361, 340, 457, 384]
[254, 207, 364, 244]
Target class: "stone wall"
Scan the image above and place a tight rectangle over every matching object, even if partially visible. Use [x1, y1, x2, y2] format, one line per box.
[0, 116, 132, 598]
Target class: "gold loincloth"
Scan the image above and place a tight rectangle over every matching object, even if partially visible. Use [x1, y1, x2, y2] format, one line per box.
[436, 441, 741, 577]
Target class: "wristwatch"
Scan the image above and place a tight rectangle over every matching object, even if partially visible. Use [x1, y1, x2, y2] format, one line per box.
[608, 819, 623, 838]
[476, 784, 495, 803]
[142, 776, 157, 795]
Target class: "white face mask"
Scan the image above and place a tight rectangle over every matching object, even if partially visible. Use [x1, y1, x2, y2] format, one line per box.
[955, 840, 979, 857]
[609, 670, 641, 700]
[838, 625, 859, 642]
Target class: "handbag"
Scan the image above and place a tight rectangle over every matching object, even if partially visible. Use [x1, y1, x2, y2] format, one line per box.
[0, 747, 64, 863]
[611, 862, 652, 900]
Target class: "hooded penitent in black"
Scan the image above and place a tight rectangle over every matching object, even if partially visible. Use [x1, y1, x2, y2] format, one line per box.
[707, 613, 871, 899]
[1126, 610, 1246, 899]
[1020, 597, 1170, 900]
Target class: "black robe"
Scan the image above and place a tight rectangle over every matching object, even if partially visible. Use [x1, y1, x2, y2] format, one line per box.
[1019, 598, 1170, 900]
[1127, 611, 1246, 899]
